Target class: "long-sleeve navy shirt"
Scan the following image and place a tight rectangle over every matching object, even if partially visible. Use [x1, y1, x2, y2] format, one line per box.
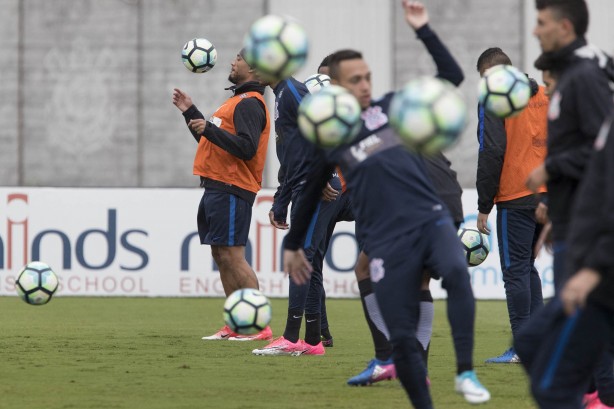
[284, 23, 464, 251]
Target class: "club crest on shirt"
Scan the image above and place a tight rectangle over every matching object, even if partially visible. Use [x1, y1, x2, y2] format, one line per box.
[548, 90, 561, 121]
[362, 105, 388, 130]
[370, 258, 385, 283]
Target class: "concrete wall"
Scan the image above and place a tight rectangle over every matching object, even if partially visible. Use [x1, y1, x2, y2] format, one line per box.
[0, 0, 611, 189]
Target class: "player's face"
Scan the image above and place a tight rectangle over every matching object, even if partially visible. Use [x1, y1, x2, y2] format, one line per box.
[332, 59, 372, 110]
[542, 70, 556, 97]
[228, 54, 251, 84]
[534, 8, 568, 52]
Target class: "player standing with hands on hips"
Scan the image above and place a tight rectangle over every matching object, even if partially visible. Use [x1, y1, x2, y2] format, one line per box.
[172, 49, 273, 342]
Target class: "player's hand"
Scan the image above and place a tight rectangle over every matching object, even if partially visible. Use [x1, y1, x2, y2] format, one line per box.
[526, 164, 548, 193]
[561, 268, 601, 316]
[188, 119, 206, 135]
[403, 0, 429, 30]
[172, 88, 193, 112]
[283, 249, 313, 285]
[477, 212, 491, 235]
[535, 202, 549, 224]
[321, 183, 339, 202]
[269, 211, 289, 230]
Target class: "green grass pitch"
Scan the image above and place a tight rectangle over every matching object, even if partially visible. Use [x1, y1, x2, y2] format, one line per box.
[0, 297, 537, 409]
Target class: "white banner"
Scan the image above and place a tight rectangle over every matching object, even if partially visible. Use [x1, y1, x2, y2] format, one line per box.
[0, 188, 553, 299]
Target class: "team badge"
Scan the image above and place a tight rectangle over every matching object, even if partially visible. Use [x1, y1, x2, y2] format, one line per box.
[362, 106, 388, 131]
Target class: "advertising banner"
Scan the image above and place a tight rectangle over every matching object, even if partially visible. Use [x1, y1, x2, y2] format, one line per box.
[0, 188, 553, 299]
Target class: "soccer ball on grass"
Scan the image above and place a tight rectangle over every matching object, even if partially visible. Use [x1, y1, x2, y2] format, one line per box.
[389, 77, 467, 154]
[458, 228, 490, 267]
[15, 261, 59, 305]
[181, 38, 217, 73]
[242, 14, 308, 81]
[223, 288, 272, 335]
[298, 85, 362, 148]
[478, 64, 531, 118]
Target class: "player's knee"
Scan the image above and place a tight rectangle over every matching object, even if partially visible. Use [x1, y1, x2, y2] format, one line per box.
[212, 246, 237, 270]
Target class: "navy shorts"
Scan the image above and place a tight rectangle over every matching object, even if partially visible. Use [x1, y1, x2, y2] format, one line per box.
[197, 189, 252, 246]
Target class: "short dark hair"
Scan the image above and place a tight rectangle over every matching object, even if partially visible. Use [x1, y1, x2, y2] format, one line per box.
[318, 54, 331, 71]
[476, 48, 513, 73]
[535, 0, 589, 37]
[534, 53, 560, 79]
[327, 49, 363, 80]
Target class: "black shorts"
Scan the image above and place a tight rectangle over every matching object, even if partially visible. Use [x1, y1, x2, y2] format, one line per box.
[197, 189, 252, 246]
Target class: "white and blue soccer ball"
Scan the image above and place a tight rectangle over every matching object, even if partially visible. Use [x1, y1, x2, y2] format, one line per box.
[181, 38, 217, 73]
[298, 85, 362, 148]
[223, 288, 272, 335]
[458, 227, 490, 267]
[389, 76, 467, 154]
[304, 73, 331, 93]
[15, 261, 59, 305]
[478, 64, 531, 118]
[242, 14, 308, 81]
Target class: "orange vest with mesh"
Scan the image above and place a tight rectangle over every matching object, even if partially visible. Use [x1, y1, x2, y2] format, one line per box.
[193, 91, 270, 194]
[495, 86, 549, 203]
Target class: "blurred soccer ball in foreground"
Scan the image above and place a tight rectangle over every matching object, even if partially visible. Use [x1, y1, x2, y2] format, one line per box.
[16, 261, 59, 305]
[458, 227, 491, 267]
[298, 85, 362, 148]
[242, 14, 308, 81]
[389, 77, 467, 154]
[304, 73, 331, 93]
[223, 288, 272, 335]
[478, 64, 531, 118]
[182, 38, 217, 73]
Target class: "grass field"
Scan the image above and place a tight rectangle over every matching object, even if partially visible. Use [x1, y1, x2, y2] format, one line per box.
[0, 297, 537, 409]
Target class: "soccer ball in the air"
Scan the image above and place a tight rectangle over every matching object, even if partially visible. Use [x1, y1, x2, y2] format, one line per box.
[298, 85, 362, 148]
[458, 228, 490, 267]
[304, 73, 331, 93]
[242, 14, 308, 81]
[389, 77, 467, 154]
[478, 64, 531, 118]
[223, 288, 272, 335]
[182, 38, 217, 73]
[15, 261, 59, 305]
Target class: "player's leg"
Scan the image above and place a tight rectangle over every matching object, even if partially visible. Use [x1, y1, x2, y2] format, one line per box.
[198, 190, 270, 340]
[529, 220, 545, 315]
[369, 233, 433, 408]
[347, 250, 396, 386]
[517, 300, 612, 409]
[487, 208, 542, 363]
[417, 272, 434, 371]
[424, 217, 490, 404]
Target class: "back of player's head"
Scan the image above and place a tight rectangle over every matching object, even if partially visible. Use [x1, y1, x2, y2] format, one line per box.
[318, 54, 331, 72]
[328, 49, 363, 80]
[535, 0, 589, 37]
[476, 48, 513, 75]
